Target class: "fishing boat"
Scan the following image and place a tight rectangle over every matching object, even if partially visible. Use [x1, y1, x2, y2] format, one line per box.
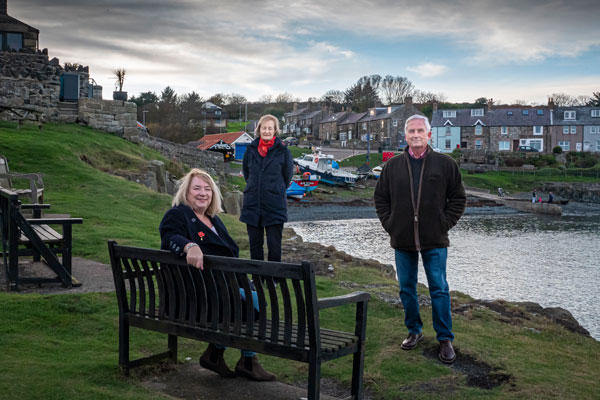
[294, 152, 358, 187]
[286, 173, 320, 200]
[371, 165, 382, 179]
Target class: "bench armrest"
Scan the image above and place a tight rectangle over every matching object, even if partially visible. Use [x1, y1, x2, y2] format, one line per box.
[318, 291, 370, 310]
[26, 218, 83, 225]
[0, 172, 44, 188]
[20, 203, 52, 210]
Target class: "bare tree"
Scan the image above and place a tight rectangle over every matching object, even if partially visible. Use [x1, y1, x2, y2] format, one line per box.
[274, 92, 295, 103]
[380, 75, 415, 104]
[574, 95, 591, 106]
[320, 90, 344, 105]
[258, 94, 273, 104]
[513, 99, 529, 106]
[413, 90, 446, 104]
[550, 92, 577, 107]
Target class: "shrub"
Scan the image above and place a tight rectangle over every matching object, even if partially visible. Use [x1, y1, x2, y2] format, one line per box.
[504, 157, 525, 167]
[552, 146, 563, 154]
[575, 158, 598, 168]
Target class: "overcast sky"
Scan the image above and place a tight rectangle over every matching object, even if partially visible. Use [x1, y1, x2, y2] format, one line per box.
[9, 0, 600, 104]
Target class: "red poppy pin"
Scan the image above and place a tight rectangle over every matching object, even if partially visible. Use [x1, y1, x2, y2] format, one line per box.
[198, 231, 205, 241]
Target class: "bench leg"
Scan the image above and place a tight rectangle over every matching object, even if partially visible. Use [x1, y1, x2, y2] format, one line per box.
[350, 345, 365, 399]
[307, 356, 321, 400]
[168, 334, 178, 363]
[119, 315, 130, 375]
[61, 225, 73, 287]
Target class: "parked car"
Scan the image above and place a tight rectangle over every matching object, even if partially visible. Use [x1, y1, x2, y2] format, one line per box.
[283, 137, 298, 146]
[518, 145, 540, 152]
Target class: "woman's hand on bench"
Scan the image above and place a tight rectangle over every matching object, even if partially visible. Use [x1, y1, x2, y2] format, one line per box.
[185, 244, 204, 270]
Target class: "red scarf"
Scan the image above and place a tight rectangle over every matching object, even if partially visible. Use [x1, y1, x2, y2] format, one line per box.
[258, 138, 275, 157]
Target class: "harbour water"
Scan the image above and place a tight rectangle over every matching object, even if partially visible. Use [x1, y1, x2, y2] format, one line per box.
[289, 212, 600, 340]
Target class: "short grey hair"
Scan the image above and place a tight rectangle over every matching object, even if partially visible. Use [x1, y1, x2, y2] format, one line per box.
[171, 168, 223, 217]
[404, 114, 431, 133]
[255, 114, 281, 137]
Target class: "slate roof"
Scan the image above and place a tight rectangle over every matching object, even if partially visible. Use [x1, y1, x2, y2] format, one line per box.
[320, 111, 348, 124]
[0, 14, 39, 33]
[432, 107, 552, 127]
[284, 107, 309, 117]
[339, 112, 368, 125]
[302, 110, 323, 119]
[553, 107, 600, 125]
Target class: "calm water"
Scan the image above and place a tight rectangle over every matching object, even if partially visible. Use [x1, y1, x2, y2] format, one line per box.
[289, 213, 600, 340]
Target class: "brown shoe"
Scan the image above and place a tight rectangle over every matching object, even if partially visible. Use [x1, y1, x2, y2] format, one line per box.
[235, 355, 276, 381]
[401, 333, 423, 350]
[199, 344, 236, 378]
[439, 340, 456, 364]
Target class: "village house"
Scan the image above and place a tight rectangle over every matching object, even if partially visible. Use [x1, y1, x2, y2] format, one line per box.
[336, 111, 367, 147]
[319, 110, 349, 142]
[282, 104, 309, 136]
[356, 97, 423, 150]
[192, 131, 253, 161]
[0, 0, 38, 52]
[550, 106, 600, 153]
[199, 102, 227, 129]
[431, 103, 484, 153]
[297, 107, 328, 140]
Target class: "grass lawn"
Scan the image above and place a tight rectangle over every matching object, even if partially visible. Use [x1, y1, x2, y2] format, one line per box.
[1, 122, 599, 399]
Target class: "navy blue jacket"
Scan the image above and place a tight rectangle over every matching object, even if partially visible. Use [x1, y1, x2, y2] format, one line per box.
[159, 204, 239, 258]
[240, 137, 294, 227]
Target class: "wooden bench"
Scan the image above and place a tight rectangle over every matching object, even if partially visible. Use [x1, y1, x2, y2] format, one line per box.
[108, 241, 370, 400]
[0, 155, 44, 205]
[0, 188, 83, 291]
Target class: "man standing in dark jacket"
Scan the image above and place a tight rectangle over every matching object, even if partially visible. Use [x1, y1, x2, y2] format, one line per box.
[240, 114, 294, 262]
[374, 114, 466, 364]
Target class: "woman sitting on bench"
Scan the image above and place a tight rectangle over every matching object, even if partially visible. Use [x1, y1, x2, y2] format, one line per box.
[159, 168, 276, 381]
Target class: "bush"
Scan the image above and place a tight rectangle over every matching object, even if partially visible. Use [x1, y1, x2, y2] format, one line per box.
[504, 157, 525, 167]
[553, 146, 563, 154]
[532, 154, 557, 167]
[450, 148, 463, 162]
[574, 158, 598, 168]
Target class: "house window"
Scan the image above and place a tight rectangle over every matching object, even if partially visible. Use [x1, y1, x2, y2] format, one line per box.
[380, 120, 385, 128]
[501, 126, 507, 135]
[591, 110, 600, 117]
[3, 32, 23, 51]
[475, 140, 482, 149]
[558, 141, 570, 151]
[445, 139, 451, 149]
[475, 125, 482, 135]
[571, 126, 576, 134]
[393, 120, 398, 127]
[563, 126, 569, 134]
[471, 109, 484, 116]
[362, 123, 367, 130]
[507, 111, 513, 116]
[215, 110, 221, 115]
[530, 139, 543, 151]
[522, 109, 529, 115]
[442, 111, 456, 118]
[537, 109, 544, 115]
[499, 141, 510, 151]
[597, 141, 600, 151]
[339, 132, 347, 141]
[533, 126, 543, 135]
[564, 111, 576, 119]
[445, 126, 451, 136]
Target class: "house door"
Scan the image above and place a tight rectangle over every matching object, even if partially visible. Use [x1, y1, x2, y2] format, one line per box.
[513, 140, 519, 151]
[60, 73, 80, 102]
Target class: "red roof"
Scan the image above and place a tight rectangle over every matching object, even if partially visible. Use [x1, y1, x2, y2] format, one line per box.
[195, 131, 249, 150]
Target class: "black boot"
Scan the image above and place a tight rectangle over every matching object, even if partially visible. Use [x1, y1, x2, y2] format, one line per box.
[199, 344, 236, 378]
[235, 355, 276, 381]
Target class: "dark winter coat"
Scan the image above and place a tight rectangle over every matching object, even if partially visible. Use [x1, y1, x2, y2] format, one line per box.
[159, 204, 239, 258]
[374, 146, 466, 251]
[240, 137, 294, 227]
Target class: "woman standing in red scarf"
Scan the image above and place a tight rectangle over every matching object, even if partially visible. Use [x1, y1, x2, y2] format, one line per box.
[240, 114, 294, 262]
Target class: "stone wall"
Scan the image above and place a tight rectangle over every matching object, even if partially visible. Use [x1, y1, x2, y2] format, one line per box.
[0, 49, 90, 121]
[541, 182, 600, 204]
[135, 132, 226, 178]
[78, 98, 138, 137]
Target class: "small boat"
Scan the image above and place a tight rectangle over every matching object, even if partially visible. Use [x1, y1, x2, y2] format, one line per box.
[286, 172, 320, 200]
[294, 152, 358, 187]
[371, 165, 382, 179]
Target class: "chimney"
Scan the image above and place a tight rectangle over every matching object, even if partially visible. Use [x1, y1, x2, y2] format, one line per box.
[1, 0, 7, 15]
[405, 96, 413, 107]
[487, 98, 494, 111]
[387, 106, 392, 114]
[433, 101, 438, 113]
[293, 102, 298, 111]
[548, 97, 555, 108]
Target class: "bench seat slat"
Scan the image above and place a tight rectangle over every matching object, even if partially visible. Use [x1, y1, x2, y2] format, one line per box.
[19, 224, 62, 243]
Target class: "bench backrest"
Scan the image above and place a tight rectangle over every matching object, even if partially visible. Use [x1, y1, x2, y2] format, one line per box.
[0, 156, 10, 188]
[108, 241, 320, 350]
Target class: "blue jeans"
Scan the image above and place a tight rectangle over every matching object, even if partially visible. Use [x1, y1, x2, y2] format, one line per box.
[395, 248, 454, 341]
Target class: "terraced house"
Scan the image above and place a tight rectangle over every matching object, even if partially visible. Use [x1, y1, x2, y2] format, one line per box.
[550, 107, 600, 153]
[356, 97, 422, 150]
[432, 101, 552, 153]
[282, 103, 309, 136]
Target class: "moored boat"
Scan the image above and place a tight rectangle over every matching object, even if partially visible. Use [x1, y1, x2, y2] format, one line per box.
[294, 152, 358, 187]
[286, 172, 320, 200]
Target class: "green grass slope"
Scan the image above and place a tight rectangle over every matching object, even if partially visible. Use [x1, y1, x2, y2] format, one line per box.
[1, 122, 599, 399]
